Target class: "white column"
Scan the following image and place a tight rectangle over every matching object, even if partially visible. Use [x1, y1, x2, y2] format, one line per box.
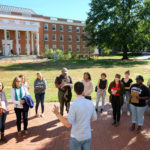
[31, 32, 34, 55]
[4, 29, 8, 56]
[15, 30, 19, 55]
[36, 32, 39, 56]
[26, 31, 30, 55]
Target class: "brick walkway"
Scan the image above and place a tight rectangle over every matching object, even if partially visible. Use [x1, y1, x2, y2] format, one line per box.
[1, 103, 150, 150]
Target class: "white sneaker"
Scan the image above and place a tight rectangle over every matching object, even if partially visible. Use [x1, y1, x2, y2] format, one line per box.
[41, 114, 44, 118]
[127, 111, 130, 116]
[121, 110, 123, 115]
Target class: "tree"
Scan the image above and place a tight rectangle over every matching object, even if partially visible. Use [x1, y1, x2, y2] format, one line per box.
[85, 0, 150, 59]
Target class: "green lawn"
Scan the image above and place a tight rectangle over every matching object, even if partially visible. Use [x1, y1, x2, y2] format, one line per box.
[0, 59, 150, 102]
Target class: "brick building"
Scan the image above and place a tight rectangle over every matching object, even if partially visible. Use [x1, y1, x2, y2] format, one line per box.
[0, 5, 88, 56]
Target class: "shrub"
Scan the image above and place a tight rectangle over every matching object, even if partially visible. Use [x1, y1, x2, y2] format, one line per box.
[43, 49, 88, 60]
[71, 52, 78, 60]
[43, 49, 54, 59]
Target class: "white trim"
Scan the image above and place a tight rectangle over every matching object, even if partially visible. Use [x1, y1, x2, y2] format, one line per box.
[0, 14, 85, 26]
[0, 18, 40, 32]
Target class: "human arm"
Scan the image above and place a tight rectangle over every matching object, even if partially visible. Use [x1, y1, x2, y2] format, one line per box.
[11, 89, 25, 105]
[125, 81, 133, 90]
[85, 81, 94, 96]
[97, 80, 100, 91]
[52, 105, 72, 128]
[108, 82, 112, 95]
[91, 105, 97, 122]
[44, 79, 47, 90]
[104, 80, 108, 91]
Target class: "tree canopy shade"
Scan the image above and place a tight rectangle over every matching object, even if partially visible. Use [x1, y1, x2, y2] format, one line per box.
[85, 0, 150, 59]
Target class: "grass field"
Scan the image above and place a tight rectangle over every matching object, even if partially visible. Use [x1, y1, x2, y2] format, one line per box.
[0, 59, 150, 102]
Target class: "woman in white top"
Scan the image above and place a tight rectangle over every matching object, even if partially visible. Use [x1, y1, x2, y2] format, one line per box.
[11, 77, 29, 136]
[19, 75, 29, 92]
[82, 72, 93, 100]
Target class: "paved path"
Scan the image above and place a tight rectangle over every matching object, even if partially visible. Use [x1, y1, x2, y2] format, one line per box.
[1, 103, 150, 150]
[136, 55, 150, 61]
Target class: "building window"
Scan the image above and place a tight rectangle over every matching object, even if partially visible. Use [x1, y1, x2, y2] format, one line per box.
[18, 32, 20, 40]
[60, 25, 64, 32]
[45, 44, 49, 50]
[52, 24, 56, 31]
[82, 37, 86, 43]
[68, 45, 72, 52]
[82, 28, 86, 33]
[68, 35, 72, 42]
[44, 34, 48, 41]
[68, 26, 72, 32]
[60, 35, 64, 42]
[83, 45, 86, 52]
[52, 45, 57, 50]
[60, 45, 64, 51]
[35, 34, 37, 40]
[76, 36, 80, 42]
[25, 32, 30, 40]
[76, 45, 80, 52]
[44, 24, 48, 30]
[6, 31, 10, 40]
[76, 27, 80, 33]
[52, 34, 56, 41]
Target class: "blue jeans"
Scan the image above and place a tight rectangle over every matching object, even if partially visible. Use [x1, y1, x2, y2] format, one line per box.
[70, 137, 91, 150]
[130, 104, 147, 126]
[123, 91, 130, 111]
[35, 93, 45, 114]
[96, 90, 106, 110]
[0, 113, 7, 134]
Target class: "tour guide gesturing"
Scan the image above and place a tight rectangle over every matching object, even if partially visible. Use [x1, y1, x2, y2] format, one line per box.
[52, 82, 97, 150]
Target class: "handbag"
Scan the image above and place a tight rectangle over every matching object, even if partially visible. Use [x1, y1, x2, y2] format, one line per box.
[95, 86, 97, 92]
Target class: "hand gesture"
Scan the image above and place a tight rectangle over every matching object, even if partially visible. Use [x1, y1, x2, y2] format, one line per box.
[52, 105, 59, 115]
[20, 100, 25, 105]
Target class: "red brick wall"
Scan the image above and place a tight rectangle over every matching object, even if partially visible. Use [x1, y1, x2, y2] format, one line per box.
[0, 17, 88, 56]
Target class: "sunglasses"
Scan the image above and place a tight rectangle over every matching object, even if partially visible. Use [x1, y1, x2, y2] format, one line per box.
[16, 81, 21, 83]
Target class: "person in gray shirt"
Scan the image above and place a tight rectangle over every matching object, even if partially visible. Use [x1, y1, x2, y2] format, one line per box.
[52, 82, 97, 150]
[34, 72, 47, 118]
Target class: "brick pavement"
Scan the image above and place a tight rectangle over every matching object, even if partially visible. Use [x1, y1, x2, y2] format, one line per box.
[0, 103, 150, 150]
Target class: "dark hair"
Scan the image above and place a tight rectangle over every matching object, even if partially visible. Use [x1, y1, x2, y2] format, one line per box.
[12, 77, 20, 88]
[19, 74, 26, 83]
[125, 70, 130, 75]
[84, 72, 91, 80]
[115, 74, 121, 79]
[74, 82, 84, 95]
[101, 73, 107, 77]
[0, 82, 4, 90]
[136, 75, 144, 82]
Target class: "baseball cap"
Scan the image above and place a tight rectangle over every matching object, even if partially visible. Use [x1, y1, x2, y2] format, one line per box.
[62, 68, 68, 74]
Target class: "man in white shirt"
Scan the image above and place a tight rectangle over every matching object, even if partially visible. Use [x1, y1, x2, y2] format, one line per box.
[52, 82, 97, 150]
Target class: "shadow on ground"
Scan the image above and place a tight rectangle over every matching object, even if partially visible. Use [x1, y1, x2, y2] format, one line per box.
[0, 60, 149, 71]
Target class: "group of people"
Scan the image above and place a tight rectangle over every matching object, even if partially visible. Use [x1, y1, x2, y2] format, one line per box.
[53, 68, 150, 150]
[0, 73, 47, 142]
[0, 68, 150, 150]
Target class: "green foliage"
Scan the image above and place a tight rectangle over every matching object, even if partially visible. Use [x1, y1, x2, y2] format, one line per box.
[43, 49, 54, 59]
[43, 49, 83, 60]
[85, 0, 150, 59]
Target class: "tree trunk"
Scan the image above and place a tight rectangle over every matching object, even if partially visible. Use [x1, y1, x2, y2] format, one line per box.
[122, 45, 128, 60]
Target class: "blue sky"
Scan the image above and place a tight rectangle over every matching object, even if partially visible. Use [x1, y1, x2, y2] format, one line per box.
[0, 0, 91, 21]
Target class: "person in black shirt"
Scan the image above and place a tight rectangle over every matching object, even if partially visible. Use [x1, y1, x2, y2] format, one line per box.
[147, 79, 150, 107]
[121, 70, 133, 116]
[95, 73, 108, 113]
[129, 75, 150, 134]
[55, 68, 73, 116]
